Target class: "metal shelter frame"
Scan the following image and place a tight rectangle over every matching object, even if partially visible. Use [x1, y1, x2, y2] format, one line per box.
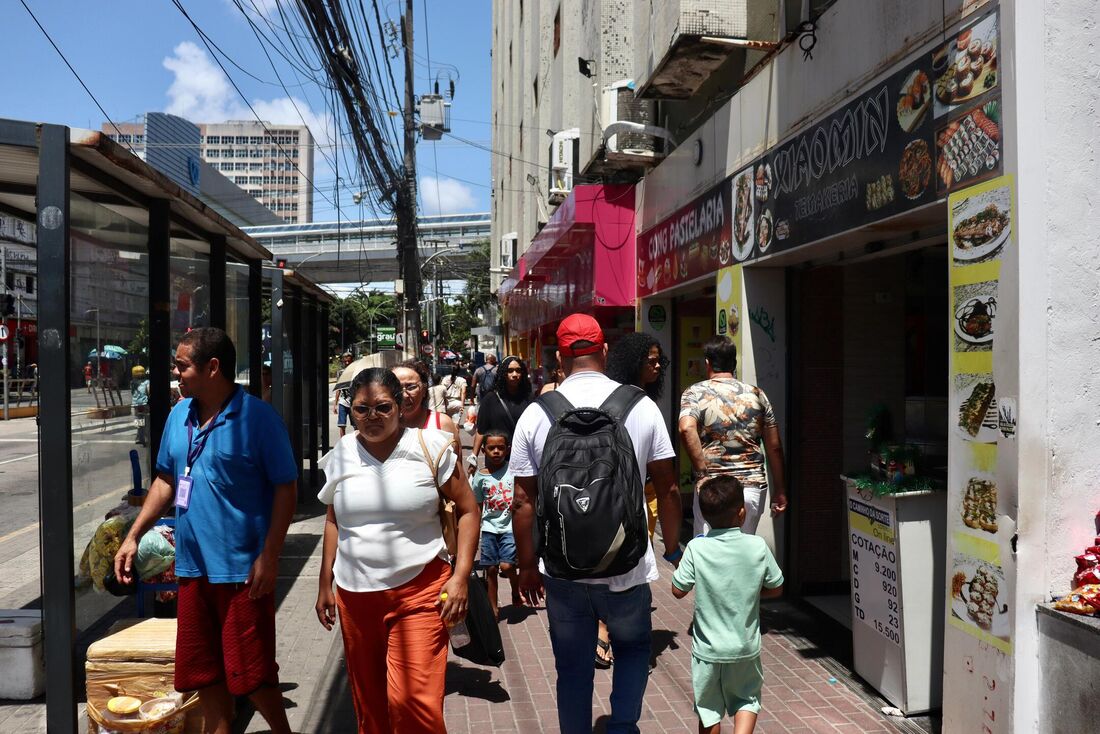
[0, 119, 332, 732]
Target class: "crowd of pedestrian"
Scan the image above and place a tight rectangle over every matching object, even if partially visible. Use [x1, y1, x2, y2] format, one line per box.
[113, 315, 788, 734]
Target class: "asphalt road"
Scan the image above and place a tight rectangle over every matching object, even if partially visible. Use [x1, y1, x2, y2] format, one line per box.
[0, 388, 149, 540]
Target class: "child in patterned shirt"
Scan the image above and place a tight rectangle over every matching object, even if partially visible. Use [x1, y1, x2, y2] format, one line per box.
[471, 429, 519, 618]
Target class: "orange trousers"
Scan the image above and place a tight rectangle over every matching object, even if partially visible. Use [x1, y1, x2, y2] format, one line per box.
[337, 557, 452, 734]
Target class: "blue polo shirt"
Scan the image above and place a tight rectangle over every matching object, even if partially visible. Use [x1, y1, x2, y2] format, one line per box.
[156, 386, 298, 582]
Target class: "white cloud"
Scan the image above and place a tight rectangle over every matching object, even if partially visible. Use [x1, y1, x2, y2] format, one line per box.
[420, 176, 477, 215]
[162, 41, 333, 144]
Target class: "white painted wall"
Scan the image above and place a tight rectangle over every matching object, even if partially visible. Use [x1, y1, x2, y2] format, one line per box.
[1009, 0, 1100, 728]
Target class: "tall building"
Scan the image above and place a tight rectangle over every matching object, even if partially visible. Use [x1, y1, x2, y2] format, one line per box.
[198, 121, 314, 223]
[104, 117, 315, 223]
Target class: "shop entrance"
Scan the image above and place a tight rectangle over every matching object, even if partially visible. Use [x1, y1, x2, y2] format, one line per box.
[788, 246, 949, 628]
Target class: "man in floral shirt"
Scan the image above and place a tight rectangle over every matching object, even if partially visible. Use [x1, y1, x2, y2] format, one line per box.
[679, 335, 788, 535]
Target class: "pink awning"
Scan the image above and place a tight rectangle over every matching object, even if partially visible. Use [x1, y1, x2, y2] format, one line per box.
[500, 185, 635, 334]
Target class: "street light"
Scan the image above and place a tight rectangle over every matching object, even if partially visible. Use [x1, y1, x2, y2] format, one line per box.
[84, 308, 101, 385]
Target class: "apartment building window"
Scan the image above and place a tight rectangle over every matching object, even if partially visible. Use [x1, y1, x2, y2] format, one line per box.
[235, 163, 248, 171]
[24, 275, 34, 295]
[221, 149, 233, 157]
[237, 149, 250, 158]
[553, 8, 561, 56]
[134, 135, 144, 144]
[207, 149, 219, 158]
[207, 135, 220, 144]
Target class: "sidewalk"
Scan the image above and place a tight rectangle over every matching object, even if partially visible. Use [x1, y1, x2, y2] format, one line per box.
[292, 555, 930, 734]
[0, 409, 936, 733]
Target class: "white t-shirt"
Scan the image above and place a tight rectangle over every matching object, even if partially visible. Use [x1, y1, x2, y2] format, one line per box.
[509, 370, 676, 591]
[318, 427, 457, 592]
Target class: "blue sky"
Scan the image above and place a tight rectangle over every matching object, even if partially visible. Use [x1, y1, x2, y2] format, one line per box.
[2, 0, 493, 222]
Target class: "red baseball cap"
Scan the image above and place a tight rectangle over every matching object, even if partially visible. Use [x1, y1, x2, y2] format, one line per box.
[557, 313, 605, 357]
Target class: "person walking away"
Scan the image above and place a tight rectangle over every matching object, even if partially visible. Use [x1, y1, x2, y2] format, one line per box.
[511, 313, 683, 734]
[473, 353, 498, 404]
[539, 357, 562, 395]
[469, 356, 531, 474]
[84, 361, 93, 392]
[315, 368, 479, 733]
[678, 336, 788, 537]
[671, 475, 784, 734]
[439, 369, 467, 423]
[471, 429, 520, 617]
[114, 328, 297, 734]
[598, 332, 670, 669]
[333, 352, 353, 437]
[131, 365, 150, 446]
[393, 360, 463, 463]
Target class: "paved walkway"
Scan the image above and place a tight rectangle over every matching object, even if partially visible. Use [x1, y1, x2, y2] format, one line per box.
[0, 409, 936, 733]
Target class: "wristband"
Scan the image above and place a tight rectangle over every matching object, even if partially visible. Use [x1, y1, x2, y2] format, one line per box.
[663, 547, 683, 563]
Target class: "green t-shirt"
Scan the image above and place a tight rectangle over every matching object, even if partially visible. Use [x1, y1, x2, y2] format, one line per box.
[471, 465, 514, 534]
[672, 527, 784, 662]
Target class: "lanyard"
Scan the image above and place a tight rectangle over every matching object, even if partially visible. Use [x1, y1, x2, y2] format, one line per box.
[184, 388, 237, 477]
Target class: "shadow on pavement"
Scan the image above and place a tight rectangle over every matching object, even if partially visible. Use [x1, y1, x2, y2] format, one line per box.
[649, 628, 680, 668]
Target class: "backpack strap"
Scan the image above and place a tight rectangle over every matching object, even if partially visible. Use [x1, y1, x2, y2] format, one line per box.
[598, 384, 647, 423]
[536, 390, 574, 423]
[417, 429, 451, 491]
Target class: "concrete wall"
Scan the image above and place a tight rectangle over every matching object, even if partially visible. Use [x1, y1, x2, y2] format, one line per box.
[1037, 608, 1100, 732]
[490, 0, 639, 293]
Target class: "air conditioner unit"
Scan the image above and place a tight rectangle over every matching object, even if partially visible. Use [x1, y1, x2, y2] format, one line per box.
[601, 80, 664, 162]
[500, 232, 518, 269]
[547, 128, 580, 204]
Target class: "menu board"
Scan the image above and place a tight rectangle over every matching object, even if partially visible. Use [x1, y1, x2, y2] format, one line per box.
[848, 492, 904, 648]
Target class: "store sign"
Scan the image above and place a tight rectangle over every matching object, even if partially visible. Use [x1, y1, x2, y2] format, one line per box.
[848, 495, 903, 648]
[375, 326, 396, 349]
[639, 16, 1004, 291]
[637, 178, 731, 297]
[646, 305, 667, 331]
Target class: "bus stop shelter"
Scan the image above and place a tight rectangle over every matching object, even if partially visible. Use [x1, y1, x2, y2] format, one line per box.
[0, 119, 332, 732]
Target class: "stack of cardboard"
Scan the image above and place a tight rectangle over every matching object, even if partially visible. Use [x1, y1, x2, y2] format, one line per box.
[85, 619, 202, 733]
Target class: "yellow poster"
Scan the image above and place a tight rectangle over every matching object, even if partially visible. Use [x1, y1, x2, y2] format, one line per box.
[715, 265, 742, 379]
[945, 173, 1015, 657]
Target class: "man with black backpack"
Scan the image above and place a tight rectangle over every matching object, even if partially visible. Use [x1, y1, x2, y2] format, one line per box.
[473, 353, 498, 404]
[510, 314, 683, 734]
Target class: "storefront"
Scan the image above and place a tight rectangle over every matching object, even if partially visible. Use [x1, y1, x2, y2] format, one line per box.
[498, 184, 636, 378]
[634, 1, 1038, 727]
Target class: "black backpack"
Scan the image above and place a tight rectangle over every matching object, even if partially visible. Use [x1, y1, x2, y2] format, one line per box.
[534, 385, 648, 579]
[477, 364, 497, 398]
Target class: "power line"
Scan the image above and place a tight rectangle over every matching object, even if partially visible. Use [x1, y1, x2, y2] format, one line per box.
[171, 0, 337, 211]
[18, 0, 137, 157]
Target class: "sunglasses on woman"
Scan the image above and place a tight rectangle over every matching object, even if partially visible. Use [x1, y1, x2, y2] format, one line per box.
[351, 401, 397, 418]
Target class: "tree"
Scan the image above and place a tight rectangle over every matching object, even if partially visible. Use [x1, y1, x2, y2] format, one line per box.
[428, 240, 491, 352]
[328, 290, 398, 354]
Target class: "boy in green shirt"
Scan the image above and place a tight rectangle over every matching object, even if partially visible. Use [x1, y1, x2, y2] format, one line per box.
[672, 475, 784, 734]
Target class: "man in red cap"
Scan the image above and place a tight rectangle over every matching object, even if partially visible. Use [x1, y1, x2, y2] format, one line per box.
[510, 313, 683, 734]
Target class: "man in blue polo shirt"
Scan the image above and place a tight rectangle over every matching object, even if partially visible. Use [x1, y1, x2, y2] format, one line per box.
[116, 327, 297, 734]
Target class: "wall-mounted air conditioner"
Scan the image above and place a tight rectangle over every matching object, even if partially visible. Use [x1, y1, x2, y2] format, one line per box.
[500, 232, 518, 269]
[547, 128, 580, 204]
[601, 80, 664, 162]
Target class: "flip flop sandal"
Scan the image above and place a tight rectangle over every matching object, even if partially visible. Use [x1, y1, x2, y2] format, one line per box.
[594, 638, 613, 669]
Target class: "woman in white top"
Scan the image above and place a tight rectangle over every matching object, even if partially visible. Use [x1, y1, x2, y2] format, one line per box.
[315, 367, 478, 733]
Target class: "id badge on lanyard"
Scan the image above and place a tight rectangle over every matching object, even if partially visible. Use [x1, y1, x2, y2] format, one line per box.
[174, 389, 235, 511]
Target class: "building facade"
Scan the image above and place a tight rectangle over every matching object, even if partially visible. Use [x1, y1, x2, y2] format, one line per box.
[492, 0, 1100, 730]
[104, 117, 314, 223]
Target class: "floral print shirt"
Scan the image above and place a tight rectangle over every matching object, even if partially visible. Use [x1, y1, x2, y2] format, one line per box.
[679, 378, 777, 488]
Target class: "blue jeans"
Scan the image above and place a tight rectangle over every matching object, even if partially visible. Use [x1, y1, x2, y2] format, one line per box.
[543, 575, 653, 734]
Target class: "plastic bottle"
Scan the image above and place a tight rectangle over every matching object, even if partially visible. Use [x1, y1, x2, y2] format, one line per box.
[439, 592, 471, 648]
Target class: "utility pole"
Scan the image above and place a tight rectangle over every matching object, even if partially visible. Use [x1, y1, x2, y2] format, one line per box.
[399, 0, 422, 355]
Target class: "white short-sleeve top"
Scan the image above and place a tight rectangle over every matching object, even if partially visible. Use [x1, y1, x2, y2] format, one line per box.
[318, 427, 457, 592]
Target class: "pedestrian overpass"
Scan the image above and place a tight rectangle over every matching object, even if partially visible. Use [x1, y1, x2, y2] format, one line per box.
[243, 212, 490, 284]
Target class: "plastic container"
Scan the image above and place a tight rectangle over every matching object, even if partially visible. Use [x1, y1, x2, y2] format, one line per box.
[439, 592, 471, 647]
[0, 609, 44, 699]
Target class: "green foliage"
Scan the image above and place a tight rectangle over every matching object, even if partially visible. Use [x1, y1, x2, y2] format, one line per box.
[128, 318, 149, 359]
[430, 240, 491, 352]
[328, 290, 398, 355]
